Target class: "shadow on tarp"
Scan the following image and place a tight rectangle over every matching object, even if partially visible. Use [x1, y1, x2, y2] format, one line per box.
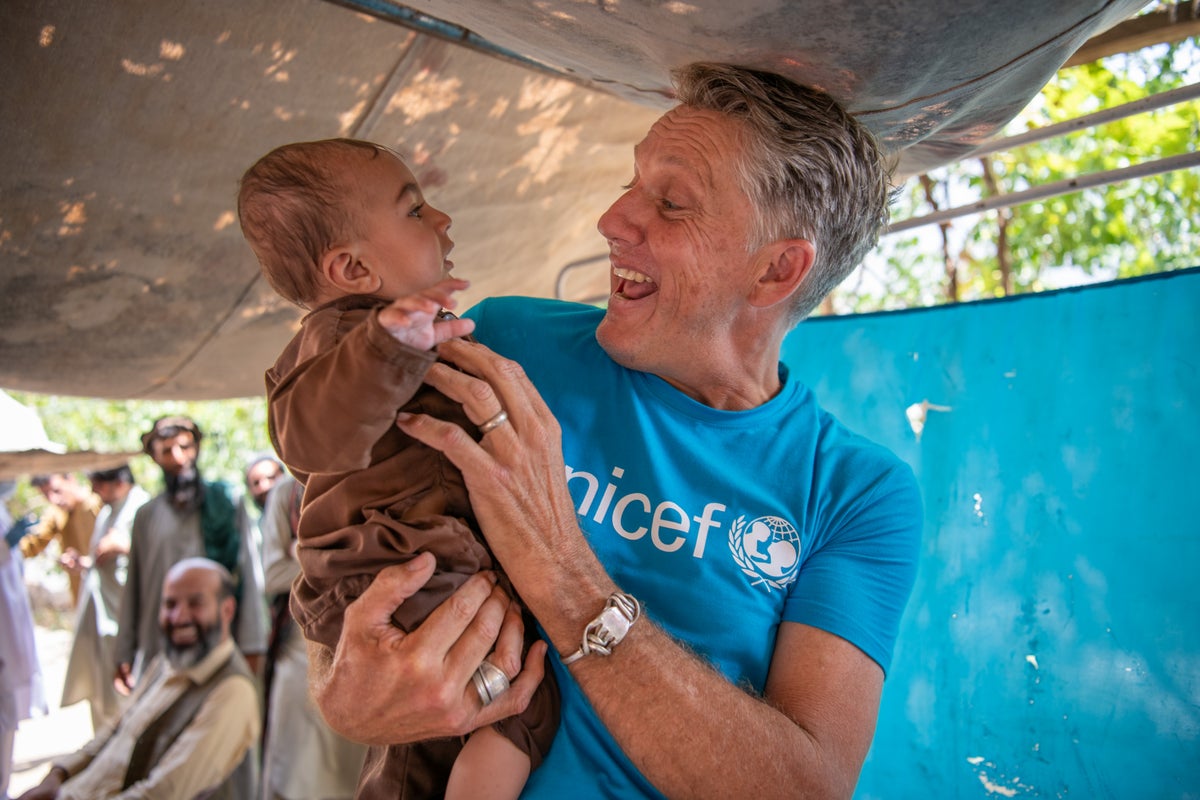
[781, 267, 1200, 798]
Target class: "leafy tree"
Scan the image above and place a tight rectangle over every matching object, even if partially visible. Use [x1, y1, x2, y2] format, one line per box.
[5, 391, 273, 516]
[836, 39, 1199, 313]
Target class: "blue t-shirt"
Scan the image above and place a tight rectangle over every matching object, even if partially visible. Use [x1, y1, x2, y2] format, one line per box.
[467, 297, 922, 800]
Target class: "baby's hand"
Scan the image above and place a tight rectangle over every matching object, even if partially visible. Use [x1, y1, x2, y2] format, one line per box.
[378, 277, 476, 351]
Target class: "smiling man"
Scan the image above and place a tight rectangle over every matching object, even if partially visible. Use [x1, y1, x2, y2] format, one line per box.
[18, 558, 259, 800]
[315, 62, 922, 799]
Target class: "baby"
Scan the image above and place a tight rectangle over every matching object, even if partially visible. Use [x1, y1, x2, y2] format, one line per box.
[238, 138, 557, 800]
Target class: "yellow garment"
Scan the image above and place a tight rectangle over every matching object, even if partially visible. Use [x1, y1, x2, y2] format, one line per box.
[54, 637, 260, 800]
[19, 493, 101, 604]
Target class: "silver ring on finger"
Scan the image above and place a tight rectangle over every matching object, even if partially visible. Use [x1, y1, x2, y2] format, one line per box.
[472, 661, 510, 706]
[478, 409, 509, 436]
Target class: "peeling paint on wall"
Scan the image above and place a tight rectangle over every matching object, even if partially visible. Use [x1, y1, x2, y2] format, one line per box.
[905, 398, 952, 439]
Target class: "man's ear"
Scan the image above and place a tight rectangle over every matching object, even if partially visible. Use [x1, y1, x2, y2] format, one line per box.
[219, 595, 237, 628]
[749, 238, 815, 309]
[322, 247, 380, 295]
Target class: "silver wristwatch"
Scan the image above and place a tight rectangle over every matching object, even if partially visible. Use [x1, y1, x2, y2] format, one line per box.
[561, 591, 641, 665]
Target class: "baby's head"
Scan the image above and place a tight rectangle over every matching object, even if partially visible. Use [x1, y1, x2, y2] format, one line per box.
[238, 139, 454, 308]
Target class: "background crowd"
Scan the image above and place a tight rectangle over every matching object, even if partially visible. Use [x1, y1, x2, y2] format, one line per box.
[1, 402, 362, 800]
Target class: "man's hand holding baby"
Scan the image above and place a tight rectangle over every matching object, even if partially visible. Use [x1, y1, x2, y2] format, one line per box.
[379, 277, 476, 351]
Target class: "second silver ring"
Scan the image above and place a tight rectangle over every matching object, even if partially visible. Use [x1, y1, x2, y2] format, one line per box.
[472, 661, 510, 706]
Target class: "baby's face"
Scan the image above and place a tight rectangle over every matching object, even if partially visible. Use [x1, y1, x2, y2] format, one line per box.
[345, 149, 456, 299]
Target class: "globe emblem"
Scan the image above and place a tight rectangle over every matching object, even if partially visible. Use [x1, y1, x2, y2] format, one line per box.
[730, 515, 801, 591]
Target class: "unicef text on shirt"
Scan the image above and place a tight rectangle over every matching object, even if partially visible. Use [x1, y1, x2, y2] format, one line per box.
[565, 464, 725, 559]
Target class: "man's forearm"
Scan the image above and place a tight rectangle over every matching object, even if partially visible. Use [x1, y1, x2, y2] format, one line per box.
[522, 589, 804, 794]
[514, 546, 875, 799]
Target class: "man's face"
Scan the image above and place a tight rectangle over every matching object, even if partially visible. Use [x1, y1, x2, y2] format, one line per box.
[342, 149, 456, 300]
[90, 477, 128, 506]
[37, 474, 84, 511]
[149, 432, 198, 477]
[245, 459, 282, 509]
[595, 106, 766, 393]
[158, 567, 230, 668]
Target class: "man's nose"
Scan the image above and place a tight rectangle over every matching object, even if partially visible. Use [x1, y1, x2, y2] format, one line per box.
[597, 190, 638, 244]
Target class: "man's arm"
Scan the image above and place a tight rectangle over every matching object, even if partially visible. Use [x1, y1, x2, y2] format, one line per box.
[309, 559, 882, 798]
[392, 337, 892, 797]
[18, 509, 61, 559]
[569, 616, 883, 797]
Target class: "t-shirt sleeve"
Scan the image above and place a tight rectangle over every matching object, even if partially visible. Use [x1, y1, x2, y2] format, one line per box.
[783, 457, 922, 676]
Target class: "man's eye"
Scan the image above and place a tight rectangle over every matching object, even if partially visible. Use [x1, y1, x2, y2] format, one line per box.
[660, 198, 680, 211]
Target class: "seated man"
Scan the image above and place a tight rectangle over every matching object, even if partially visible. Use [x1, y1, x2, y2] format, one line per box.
[18, 558, 260, 800]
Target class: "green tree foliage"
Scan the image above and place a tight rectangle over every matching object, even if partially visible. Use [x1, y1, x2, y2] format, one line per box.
[837, 39, 1199, 313]
[6, 391, 272, 515]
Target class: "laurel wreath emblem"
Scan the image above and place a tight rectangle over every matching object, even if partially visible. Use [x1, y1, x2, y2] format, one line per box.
[728, 514, 792, 594]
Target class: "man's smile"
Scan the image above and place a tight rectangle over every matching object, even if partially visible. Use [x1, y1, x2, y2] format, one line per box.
[613, 266, 658, 299]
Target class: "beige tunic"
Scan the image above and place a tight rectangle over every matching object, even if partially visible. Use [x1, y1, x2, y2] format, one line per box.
[54, 638, 259, 800]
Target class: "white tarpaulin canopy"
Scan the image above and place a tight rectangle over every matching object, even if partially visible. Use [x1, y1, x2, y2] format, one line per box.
[0, 0, 1153, 399]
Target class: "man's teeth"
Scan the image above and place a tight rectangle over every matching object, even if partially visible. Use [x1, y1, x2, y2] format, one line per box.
[613, 267, 653, 283]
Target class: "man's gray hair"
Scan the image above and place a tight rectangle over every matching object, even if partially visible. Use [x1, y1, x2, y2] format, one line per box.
[673, 63, 894, 325]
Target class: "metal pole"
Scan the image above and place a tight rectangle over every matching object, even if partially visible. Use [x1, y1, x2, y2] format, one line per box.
[887, 150, 1200, 234]
[967, 82, 1200, 159]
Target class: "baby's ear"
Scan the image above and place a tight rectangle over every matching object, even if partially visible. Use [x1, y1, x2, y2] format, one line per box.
[323, 248, 380, 295]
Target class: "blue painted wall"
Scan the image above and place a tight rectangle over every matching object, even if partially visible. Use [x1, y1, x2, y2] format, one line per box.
[780, 268, 1200, 799]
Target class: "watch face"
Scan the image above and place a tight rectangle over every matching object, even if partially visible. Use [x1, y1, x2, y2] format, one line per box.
[596, 605, 633, 644]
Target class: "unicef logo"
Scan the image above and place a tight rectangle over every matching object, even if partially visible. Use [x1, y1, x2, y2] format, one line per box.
[728, 515, 801, 592]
